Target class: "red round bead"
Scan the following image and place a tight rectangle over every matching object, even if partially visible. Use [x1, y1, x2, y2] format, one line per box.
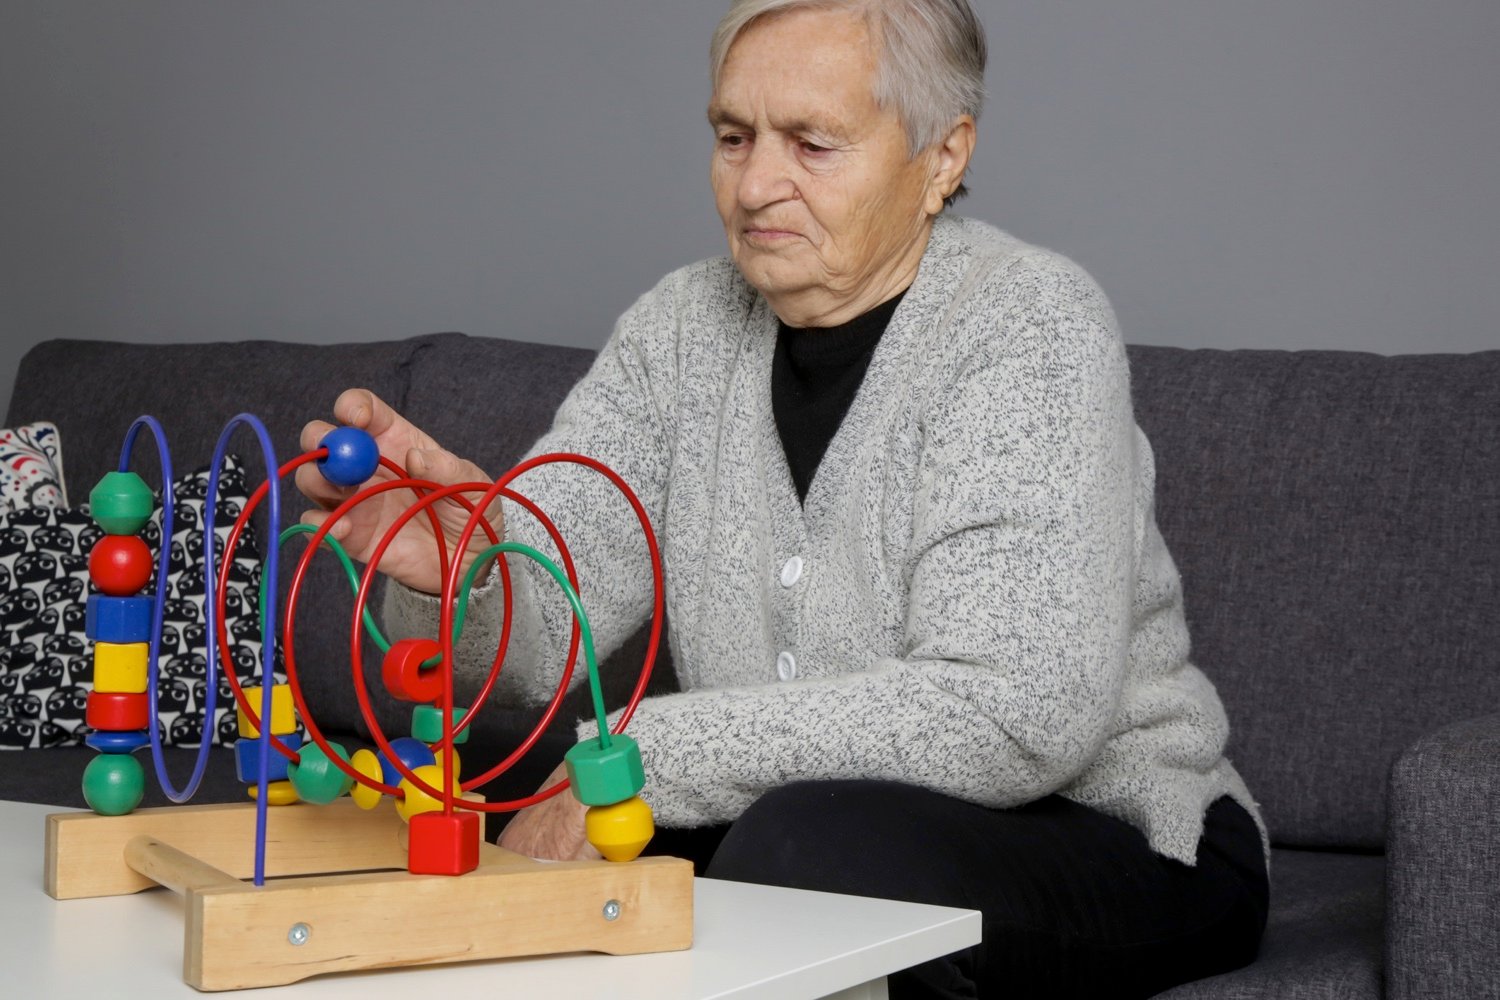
[381, 638, 445, 704]
[88, 535, 153, 596]
[87, 691, 150, 732]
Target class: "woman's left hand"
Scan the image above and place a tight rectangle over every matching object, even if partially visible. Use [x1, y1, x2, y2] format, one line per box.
[497, 763, 601, 861]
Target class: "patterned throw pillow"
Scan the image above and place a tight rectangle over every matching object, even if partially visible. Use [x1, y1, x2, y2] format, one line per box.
[0, 456, 274, 750]
[0, 422, 67, 511]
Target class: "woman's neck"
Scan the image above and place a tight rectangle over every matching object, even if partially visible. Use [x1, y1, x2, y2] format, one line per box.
[765, 220, 932, 328]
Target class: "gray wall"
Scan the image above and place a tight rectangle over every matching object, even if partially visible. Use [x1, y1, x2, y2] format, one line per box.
[3, 1, 1497, 421]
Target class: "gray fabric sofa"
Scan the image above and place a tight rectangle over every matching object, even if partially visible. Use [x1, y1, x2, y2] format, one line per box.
[2, 332, 1496, 999]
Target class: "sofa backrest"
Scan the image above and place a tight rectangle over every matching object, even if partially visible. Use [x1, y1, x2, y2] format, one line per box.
[1127, 345, 1500, 849]
[12, 335, 1499, 851]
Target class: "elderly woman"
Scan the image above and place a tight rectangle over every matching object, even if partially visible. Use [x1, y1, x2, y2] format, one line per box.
[298, 1, 1268, 996]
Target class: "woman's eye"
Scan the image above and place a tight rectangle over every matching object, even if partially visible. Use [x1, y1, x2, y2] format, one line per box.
[799, 140, 831, 155]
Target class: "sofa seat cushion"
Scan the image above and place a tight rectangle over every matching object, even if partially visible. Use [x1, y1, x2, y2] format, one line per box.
[1155, 848, 1383, 999]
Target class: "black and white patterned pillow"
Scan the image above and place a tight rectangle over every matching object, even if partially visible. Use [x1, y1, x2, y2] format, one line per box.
[0, 456, 272, 750]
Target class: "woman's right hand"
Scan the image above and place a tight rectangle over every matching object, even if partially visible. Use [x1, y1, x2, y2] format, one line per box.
[294, 388, 503, 595]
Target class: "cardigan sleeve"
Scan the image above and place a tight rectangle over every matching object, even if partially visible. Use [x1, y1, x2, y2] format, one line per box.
[381, 271, 682, 707]
[591, 253, 1143, 827]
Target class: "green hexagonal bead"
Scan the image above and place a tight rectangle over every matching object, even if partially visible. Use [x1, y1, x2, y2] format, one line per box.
[564, 733, 645, 807]
[411, 705, 471, 745]
[82, 753, 145, 816]
[287, 741, 355, 806]
[89, 471, 155, 535]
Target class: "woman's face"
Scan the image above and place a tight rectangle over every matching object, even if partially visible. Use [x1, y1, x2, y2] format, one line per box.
[709, 7, 944, 326]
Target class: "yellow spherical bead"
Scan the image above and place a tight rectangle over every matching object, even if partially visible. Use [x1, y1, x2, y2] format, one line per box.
[585, 796, 655, 863]
[396, 764, 463, 823]
[246, 780, 299, 806]
[349, 748, 385, 810]
[429, 744, 461, 781]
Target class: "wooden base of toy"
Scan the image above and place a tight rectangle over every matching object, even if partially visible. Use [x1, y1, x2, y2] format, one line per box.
[44, 798, 694, 991]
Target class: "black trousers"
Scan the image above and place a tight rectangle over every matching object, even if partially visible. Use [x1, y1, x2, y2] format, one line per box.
[656, 783, 1266, 999]
[486, 739, 1268, 1000]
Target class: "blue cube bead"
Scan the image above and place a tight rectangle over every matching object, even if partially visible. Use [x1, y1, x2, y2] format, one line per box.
[85, 595, 154, 644]
[235, 734, 303, 784]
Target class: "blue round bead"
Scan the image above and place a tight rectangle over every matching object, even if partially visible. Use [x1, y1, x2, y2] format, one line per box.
[316, 426, 381, 487]
[378, 736, 437, 786]
[85, 730, 150, 754]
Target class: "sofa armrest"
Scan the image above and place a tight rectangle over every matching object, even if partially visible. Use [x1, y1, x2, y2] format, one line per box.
[1385, 711, 1500, 1000]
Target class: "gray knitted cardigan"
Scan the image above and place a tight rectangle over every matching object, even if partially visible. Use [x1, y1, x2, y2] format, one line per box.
[388, 214, 1265, 866]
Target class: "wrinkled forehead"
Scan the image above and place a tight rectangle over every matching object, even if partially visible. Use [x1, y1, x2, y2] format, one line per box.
[708, 7, 886, 132]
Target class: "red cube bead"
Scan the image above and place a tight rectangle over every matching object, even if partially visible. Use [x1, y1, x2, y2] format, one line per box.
[87, 691, 150, 732]
[88, 535, 154, 597]
[381, 637, 444, 704]
[407, 810, 480, 876]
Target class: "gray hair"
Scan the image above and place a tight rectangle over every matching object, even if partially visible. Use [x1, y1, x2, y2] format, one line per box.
[709, 0, 986, 202]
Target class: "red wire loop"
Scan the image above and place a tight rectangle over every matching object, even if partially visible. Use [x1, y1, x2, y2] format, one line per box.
[214, 448, 664, 817]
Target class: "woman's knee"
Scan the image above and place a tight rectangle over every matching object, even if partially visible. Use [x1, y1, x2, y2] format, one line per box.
[704, 779, 959, 897]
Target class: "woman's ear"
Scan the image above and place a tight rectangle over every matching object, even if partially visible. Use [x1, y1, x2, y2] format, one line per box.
[924, 116, 977, 215]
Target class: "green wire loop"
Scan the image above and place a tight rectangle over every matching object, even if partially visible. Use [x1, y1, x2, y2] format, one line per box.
[267, 524, 391, 653]
[460, 542, 610, 749]
[267, 524, 485, 659]
[261, 528, 604, 744]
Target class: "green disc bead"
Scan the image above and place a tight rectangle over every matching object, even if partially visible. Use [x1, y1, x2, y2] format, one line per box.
[89, 471, 154, 535]
[287, 741, 355, 805]
[82, 753, 145, 816]
[564, 733, 645, 807]
[411, 705, 471, 745]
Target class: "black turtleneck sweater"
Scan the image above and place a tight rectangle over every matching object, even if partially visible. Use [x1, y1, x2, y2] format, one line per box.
[771, 289, 907, 502]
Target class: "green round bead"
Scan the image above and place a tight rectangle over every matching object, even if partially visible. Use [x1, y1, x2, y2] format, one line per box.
[411, 705, 471, 745]
[287, 741, 354, 805]
[82, 753, 145, 816]
[564, 733, 645, 807]
[89, 471, 154, 535]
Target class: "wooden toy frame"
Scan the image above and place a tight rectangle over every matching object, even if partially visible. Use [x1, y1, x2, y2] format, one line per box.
[45, 798, 694, 991]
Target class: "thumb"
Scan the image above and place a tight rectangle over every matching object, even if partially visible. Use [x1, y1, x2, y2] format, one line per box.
[406, 447, 490, 487]
[406, 447, 502, 537]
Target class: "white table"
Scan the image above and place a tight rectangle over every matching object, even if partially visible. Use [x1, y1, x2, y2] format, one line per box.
[1, 799, 980, 998]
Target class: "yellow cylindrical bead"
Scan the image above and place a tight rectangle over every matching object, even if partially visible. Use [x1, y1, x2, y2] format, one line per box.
[246, 780, 299, 806]
[237, 684, 297, 738]
[395, 764, 463, 823]
[585, 796, 655, 863]
[92, 642, 149, 694]
[349, 748, 384, 810]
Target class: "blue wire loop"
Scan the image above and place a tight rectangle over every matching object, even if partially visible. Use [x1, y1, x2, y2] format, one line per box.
[203, 414, 281, 887]
[121, 416, 220, 805]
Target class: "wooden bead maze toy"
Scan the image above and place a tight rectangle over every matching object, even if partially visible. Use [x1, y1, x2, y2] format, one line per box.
[44, 413, 691, 990]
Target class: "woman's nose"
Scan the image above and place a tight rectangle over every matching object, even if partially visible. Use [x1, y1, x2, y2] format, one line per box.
[737, 141, 796, 210]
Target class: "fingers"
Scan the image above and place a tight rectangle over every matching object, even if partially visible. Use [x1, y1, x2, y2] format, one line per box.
[332, 388, 381, 430]
[293, 460, 352, 511]
[335, 388, 435, 449]
[405, 447, 491, 489]
[298, 508, 349, 542]
[299, 418, 336, 454]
